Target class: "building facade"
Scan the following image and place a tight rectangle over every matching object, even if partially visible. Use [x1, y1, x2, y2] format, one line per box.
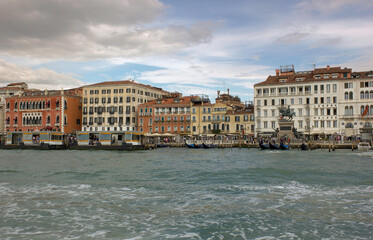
[191, 91, 255, 136]
[82, 80, 169, 132]
[0, 82, 30, 139]
[5, 89, 82, 134]
[254, 66, 373, 139]
[138, 95, 194, 134]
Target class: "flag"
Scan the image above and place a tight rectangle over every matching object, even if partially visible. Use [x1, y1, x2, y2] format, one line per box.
[362, 105, 369, 117]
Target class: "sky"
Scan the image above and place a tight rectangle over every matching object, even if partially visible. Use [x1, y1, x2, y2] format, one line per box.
[0, 0, 372, 102]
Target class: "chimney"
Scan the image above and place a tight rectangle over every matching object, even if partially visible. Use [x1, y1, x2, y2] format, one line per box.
[327, 65, 330, 70]
[276, 69, 280, 76]
[227, 88, 230, 95]
[217, 90, 220, 98]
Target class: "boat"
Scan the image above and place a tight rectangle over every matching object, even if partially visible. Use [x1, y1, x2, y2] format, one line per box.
[259, 143, 270, 150]
[300, 143, 309, 150]
[156, 143, 170, 148]
[202, 143, 217, 149]
[357, 142, 372, 151]
[185, 143, 203, 148]
[280, 143, 290, 150]
[269, 142, 280, 150]
[185, 143, 196, 148]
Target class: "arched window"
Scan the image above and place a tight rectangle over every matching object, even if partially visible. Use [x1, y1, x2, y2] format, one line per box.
[365, 91, 369, 99]
[47, 116, 50, 124]
[349, 106, 354, 115]
[39, 116, 42, 125]
[344, 92, 349, 100]
[39, 101, 42, 109]
[361, 91, 365, 99]
[370, 105, 373, 115]
[361, 105, 365, 114]
[56, 115, 60, 123]
[64, 100, 67, 109]
[345, 106, 349, 115]
[64, 115, 67, 125]
[14, 102, 18, 109]
[349, 92, 353, 100]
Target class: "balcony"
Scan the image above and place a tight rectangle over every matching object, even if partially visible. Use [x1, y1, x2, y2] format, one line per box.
[305, 91, 311, 95]
[279, 92, 288, 95]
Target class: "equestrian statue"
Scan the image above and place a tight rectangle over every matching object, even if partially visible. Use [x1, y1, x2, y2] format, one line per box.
[279, 106, 296, 121]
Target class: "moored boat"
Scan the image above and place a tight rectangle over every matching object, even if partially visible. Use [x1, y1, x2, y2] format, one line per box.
[269, 142, 280, 150]
[280, 143, 290, 150]
[259, 143, 270, 150]
[357, 142, 371, 151]
[300, 143, 309, 150]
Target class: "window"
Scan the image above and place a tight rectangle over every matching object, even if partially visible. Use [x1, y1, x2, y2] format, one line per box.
[102, 90, 106, 94]
[298, 98, 302, 104]
[314, 97, 318, 104]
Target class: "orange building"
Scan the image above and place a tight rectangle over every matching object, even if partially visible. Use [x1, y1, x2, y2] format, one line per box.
[5, 89, 82, 134]
[138, 96, 199, 134]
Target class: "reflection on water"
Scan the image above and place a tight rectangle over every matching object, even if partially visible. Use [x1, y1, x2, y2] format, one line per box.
[0, 149, 372, 239]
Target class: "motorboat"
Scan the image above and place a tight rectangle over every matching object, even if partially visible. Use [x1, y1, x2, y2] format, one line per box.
[357, 142, 372, 151]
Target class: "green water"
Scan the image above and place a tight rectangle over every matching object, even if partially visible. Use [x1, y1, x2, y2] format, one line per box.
[0, 148, 372, 239]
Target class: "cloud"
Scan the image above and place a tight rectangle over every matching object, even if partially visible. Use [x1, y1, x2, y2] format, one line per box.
[295, 0, 372, 14]
[0, 59, 85, 89]
[275, 32, 310, 44]
[0, 0, 215, 59]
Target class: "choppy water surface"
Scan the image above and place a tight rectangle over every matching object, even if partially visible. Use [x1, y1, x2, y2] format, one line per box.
[0, 148, 372, 239]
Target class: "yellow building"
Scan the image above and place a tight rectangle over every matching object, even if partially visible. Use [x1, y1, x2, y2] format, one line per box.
[82, 80, 169, 132]
[191, 90, 255, 137]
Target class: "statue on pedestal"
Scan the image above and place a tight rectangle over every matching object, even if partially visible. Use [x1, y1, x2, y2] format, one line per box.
[279, 106, 296, 121]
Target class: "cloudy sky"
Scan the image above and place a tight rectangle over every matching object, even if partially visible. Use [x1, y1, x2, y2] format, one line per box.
[0, 0, 372, 102]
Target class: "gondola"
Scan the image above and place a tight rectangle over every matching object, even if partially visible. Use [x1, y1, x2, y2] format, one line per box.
[185, 143, 203, 148]
[259, 143, 270, 150]
[280, 143, 290, 150]
[269, 142, 280, 150]
[185, 143, 196, 148]
[202, 143, 217, 149]
[300, 143, 309, 150]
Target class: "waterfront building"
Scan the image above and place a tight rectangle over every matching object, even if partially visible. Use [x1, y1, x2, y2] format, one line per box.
[254, 65, 373, 139]
[191, 90, 255, 137]
[5, 89, 82, 137]
[138, 94, 195, 135]
[0, 83, 30, 140]
[81, 80, 170, 132]
[338, 71, 373, 136]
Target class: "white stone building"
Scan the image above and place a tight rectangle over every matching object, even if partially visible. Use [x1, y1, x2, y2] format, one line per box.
[254, 66, 373, 139]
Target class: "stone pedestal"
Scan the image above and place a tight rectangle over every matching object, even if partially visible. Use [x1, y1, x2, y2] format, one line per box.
[278, 120, 295, 140]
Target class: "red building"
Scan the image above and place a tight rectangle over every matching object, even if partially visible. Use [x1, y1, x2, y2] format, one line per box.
[5, 89, 82, 134]
[138, 96, 198, 134]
